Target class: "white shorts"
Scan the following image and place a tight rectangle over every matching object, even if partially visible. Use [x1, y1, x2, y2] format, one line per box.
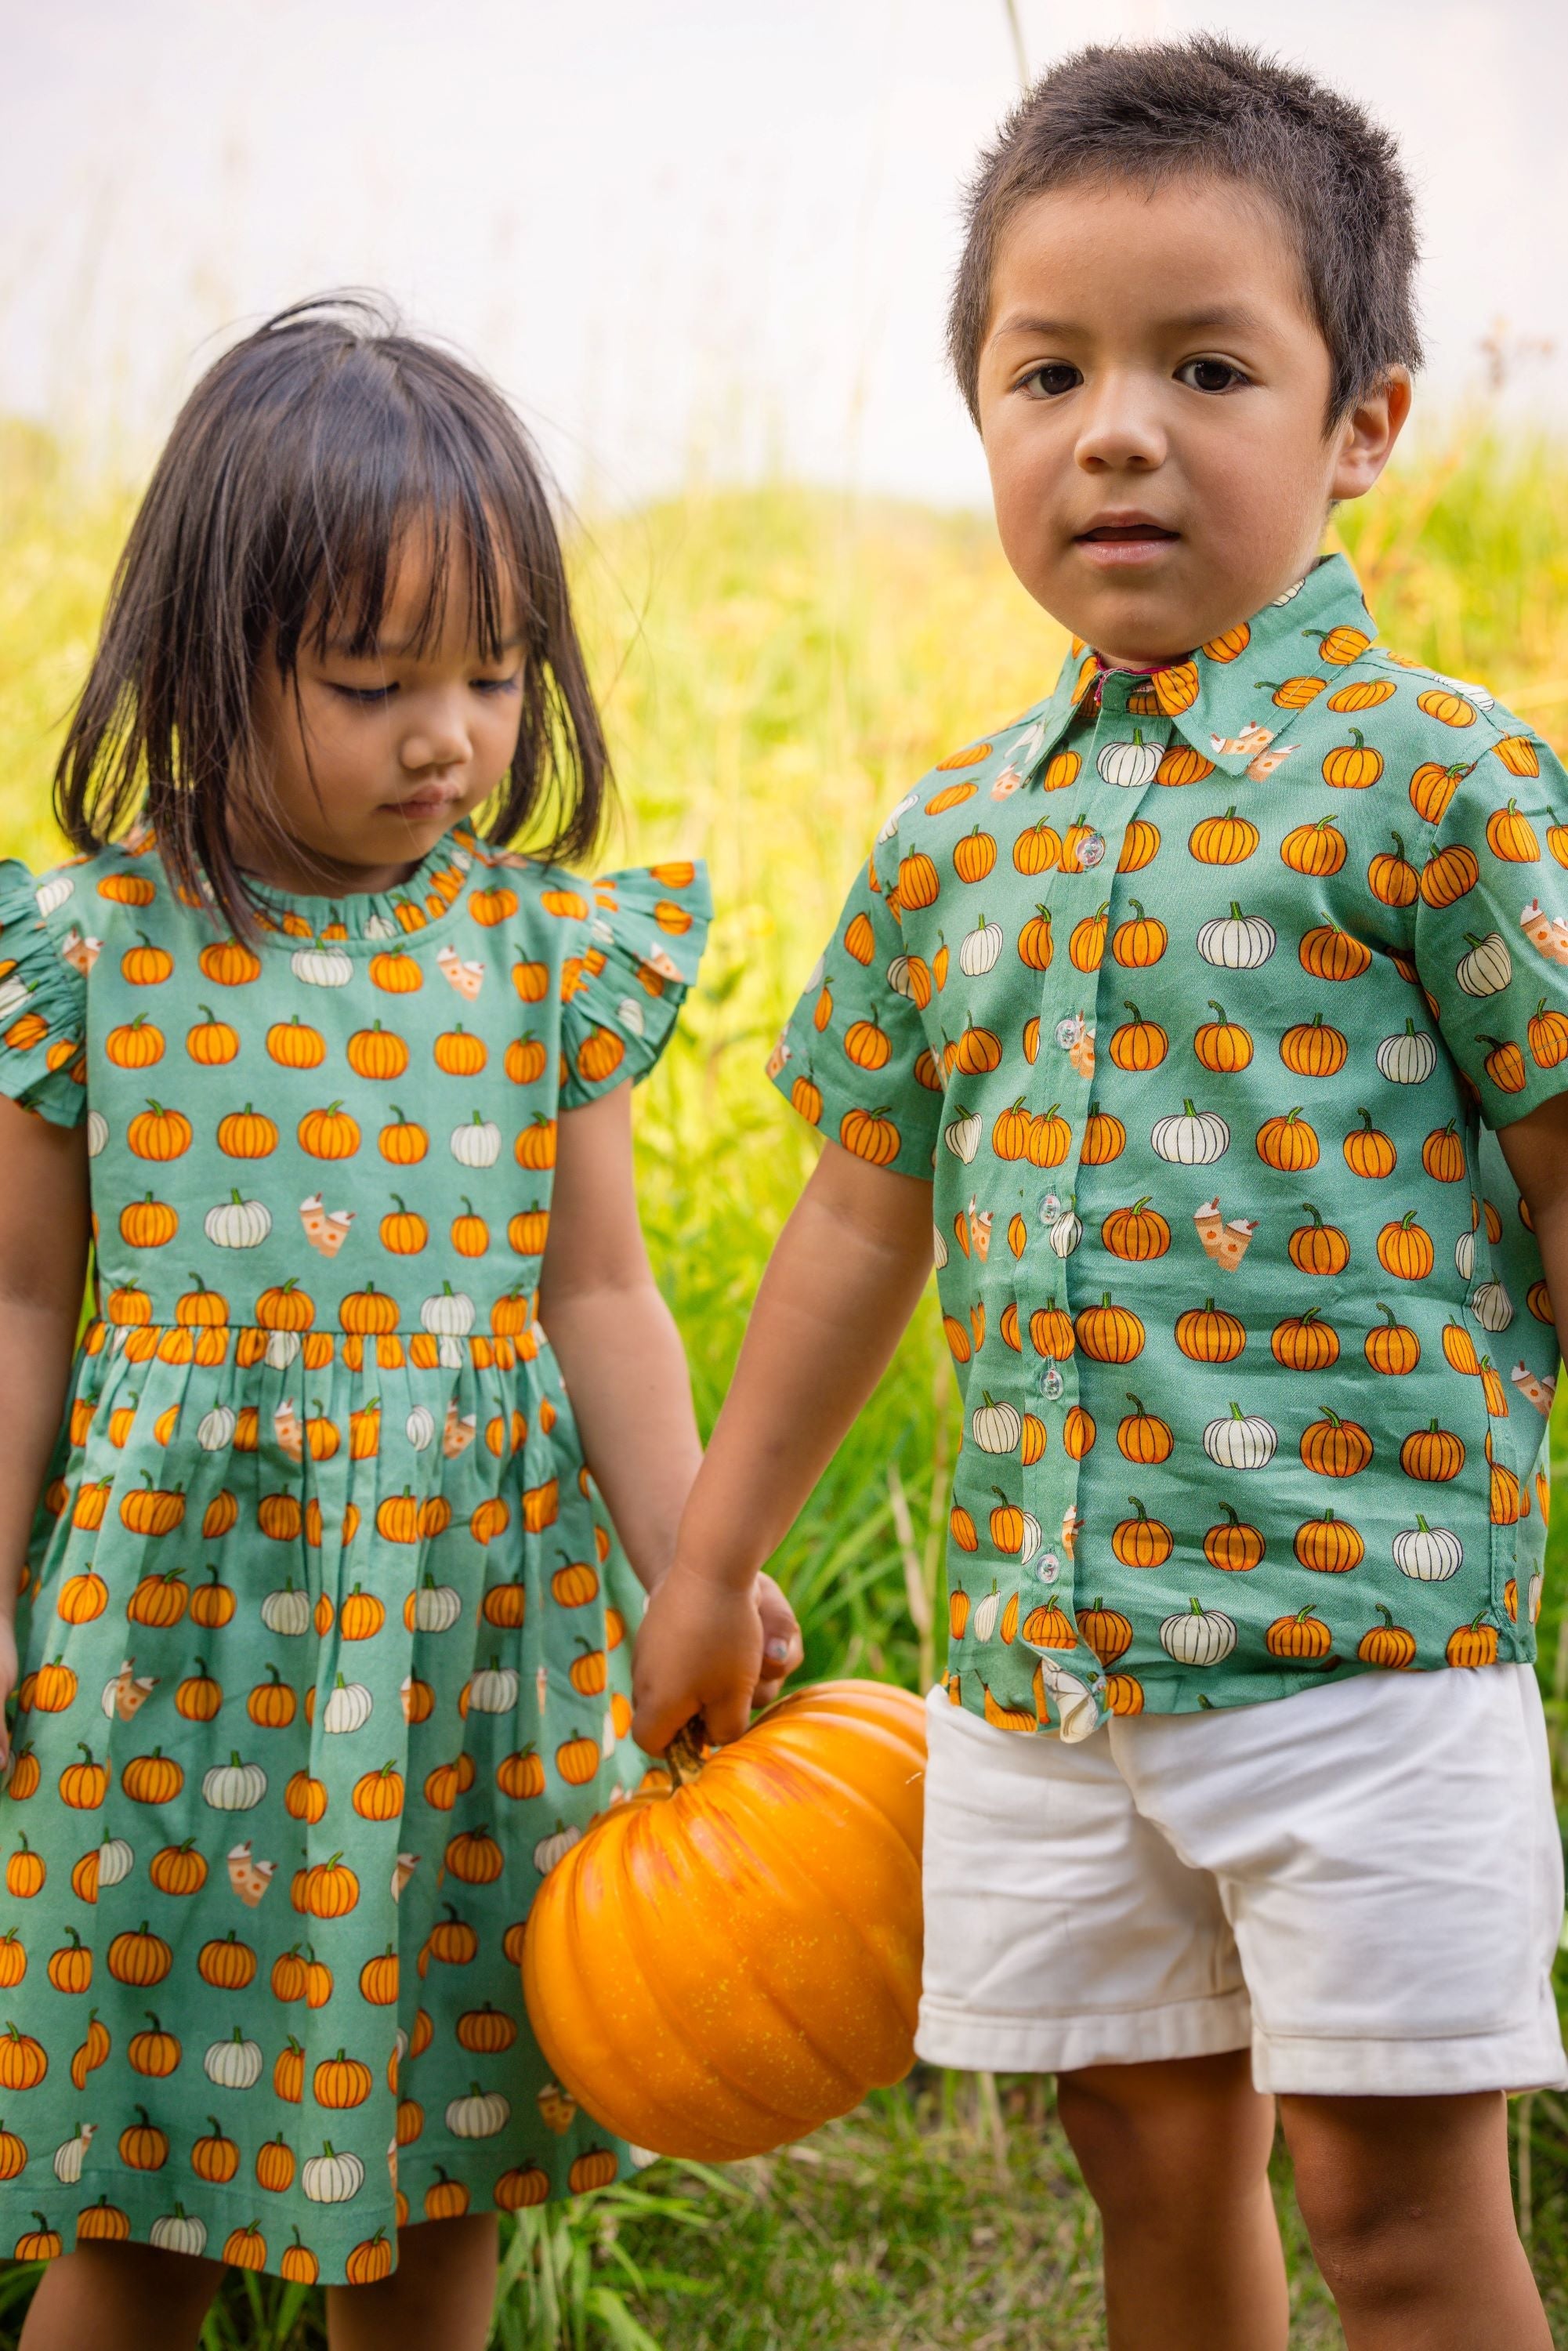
[917, 1665, 1568, 2097]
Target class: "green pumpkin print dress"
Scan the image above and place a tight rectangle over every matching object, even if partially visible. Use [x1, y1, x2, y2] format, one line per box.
[0, 822, 709, 2281]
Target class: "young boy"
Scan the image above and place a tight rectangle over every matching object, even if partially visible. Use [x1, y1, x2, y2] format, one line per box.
[634, 38, 1566, 2349]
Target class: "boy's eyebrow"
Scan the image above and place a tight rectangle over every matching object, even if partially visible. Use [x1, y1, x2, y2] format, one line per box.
[992, 303, 1270, 342]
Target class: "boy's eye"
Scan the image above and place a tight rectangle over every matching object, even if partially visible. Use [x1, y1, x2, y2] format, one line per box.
[1023, 363, 1082, 398]
[1178, 357, 1248, 393]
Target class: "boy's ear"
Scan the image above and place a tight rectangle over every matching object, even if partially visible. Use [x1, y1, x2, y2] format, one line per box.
[1329, 368, 1413, 504]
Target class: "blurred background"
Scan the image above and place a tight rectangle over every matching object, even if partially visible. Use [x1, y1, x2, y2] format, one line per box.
[5, 0, 1567, 500]
[4, 8, 1568, 2345]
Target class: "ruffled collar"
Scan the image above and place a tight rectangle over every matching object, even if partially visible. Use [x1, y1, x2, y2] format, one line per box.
[244, 828, 479, 945]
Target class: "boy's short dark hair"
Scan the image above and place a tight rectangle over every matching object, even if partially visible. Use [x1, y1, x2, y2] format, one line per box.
[949, 35, 1421, 426]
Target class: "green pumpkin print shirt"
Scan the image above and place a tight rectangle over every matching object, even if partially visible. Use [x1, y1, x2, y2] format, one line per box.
[773, 554, 1563, 1736]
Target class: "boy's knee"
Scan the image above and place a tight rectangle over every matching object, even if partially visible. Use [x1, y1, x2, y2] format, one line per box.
[1056, 2054, 1267, 2219]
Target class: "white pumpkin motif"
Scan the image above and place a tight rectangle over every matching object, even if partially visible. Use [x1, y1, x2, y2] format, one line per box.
[204, 2030, 264, 2090]
[1392, 1518, 1463, 1581]
[202, 1754, 268, 1811]
[958, 919, 1004, 980]
[1468, 1278, 1514, 1331]
[97, 1836, 134, 1886]
[1455, 933, 1512, 998]
[53, 2123, 96, 2183]
[302, 2144, 366, 2204]
[1374, 1022, 1436, 1085]
[421, 1284, 476, 1336]
[150, 2208, 208, 2256]
[467, 1662, 520, 1714]
[363, 911, 402, 940]
[614, 994, 646, 1038]
[34, 873, 74, 918]
[1034, 1656, 1099, 1741]
[1159, 1600, 1237, 1667]
[944, 1111, 983, 1165]
[405, 1404, 437, 1452]
[875, 790, 919, 844]
[263, 1330, 302, 1371]
[1201, 1403, 1276, 1469]
[198, 1406, 237, 1453]
[1095, 732, 1161, 789]
[1454, 1227, 1476, 1281]
[451, 1114, 502, 1168]
[971, 1397, 1022, 1455]
[203, 1190, 272, 1250]
[1197, 906, 1276, 969]
[1045, 1200, 1082, 1256]
[411, 1579, 462, 1632]
[932, 1224, 949, 1270]
[261, 1582, 311, 1638]
[971, 1583, 1002, 1644]
[1018, 1511, 1043, 1566]
[1150, 1100, 1230, 1165]
[534, 1823, 581, 1874]
[323, 1679, 374, 1734]
[446, 2087, 511, 2139]
[290, 945, 353, 989]
[86, 1109, 109, 1158]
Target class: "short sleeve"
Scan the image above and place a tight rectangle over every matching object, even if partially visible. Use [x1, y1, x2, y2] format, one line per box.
[769, 831, 942, 1179]
[0, 860, 89, 1128]
[1414, 727, 1568, 1128]
[559, 861, 712, 1110]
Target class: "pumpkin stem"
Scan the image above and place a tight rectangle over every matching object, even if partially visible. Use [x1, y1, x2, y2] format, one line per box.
[665, 1717, 707, 1788]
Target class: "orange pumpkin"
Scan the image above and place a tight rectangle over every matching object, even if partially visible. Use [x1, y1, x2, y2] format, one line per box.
[1299, 1407, 1373, 1479]
[523, 1683, 925, 2161]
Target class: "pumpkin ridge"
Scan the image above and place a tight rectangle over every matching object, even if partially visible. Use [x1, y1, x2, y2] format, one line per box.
[570, 1805, 838, 2146]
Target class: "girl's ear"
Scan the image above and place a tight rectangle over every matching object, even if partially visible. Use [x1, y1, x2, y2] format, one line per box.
[1329, 368, 1412, 504]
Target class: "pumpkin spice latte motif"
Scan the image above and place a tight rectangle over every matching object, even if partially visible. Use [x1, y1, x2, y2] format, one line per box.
[773, 554, 1563, 1734]
[0, 826, 708, 2278]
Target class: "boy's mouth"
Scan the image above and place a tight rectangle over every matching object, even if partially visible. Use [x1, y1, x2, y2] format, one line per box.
[1074, 516, 1180, 567]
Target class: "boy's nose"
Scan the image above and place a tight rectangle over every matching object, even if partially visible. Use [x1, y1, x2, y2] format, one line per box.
[1073, 375, 1167, 472]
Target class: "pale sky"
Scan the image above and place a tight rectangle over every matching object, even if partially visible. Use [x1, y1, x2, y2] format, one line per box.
[4, 0, 1564, 508]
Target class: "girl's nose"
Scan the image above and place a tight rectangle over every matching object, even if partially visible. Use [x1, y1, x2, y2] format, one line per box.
[400, 694, 473, 773]
[1074, 372, 1166, 473]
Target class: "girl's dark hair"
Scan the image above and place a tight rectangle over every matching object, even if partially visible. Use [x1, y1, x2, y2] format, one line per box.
[950, 35, 1422, 426]
[56, 295, 610, 931]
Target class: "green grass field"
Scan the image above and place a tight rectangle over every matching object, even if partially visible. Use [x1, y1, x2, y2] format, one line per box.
[2, 419, 1568, 2346]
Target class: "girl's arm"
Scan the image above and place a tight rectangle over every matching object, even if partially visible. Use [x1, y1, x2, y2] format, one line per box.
[632, 1139, 933, 1753]
[538, 1081, 804, 1703]
[0, 1097, 91, 1767]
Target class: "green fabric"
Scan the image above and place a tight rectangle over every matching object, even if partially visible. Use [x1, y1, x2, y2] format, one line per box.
[774, 555, 1559, 1731]
[0, 826, 709, 2280]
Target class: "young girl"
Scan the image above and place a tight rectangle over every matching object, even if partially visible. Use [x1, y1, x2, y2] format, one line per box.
[0, 298, 798, 2346]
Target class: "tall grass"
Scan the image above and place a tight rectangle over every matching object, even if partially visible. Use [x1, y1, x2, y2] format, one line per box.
[3, 422, 1568, 2340]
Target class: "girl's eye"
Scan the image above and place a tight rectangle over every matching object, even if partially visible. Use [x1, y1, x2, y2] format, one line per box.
[473, 674, 521, 697]
[1178, 357, 1248, 393]
[1023, 363, 1082, 399]
[330, 683, 394, 706]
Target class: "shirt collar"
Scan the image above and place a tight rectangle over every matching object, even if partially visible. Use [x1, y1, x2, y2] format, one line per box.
[1019, 552, 1378, 785]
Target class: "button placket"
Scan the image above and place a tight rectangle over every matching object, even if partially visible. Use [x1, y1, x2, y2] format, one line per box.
[1018, 675, 1172, 1729]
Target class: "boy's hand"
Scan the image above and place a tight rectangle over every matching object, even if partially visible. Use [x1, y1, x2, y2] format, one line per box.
[632, 1563, 803, 1755]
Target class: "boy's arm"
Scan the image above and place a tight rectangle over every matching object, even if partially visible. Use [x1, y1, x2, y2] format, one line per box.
[631, 1139, 934, 1751]
[1492, 1093, 1568, 1346]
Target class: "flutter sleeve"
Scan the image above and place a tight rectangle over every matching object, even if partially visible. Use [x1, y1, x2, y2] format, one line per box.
[559, 861, 712, 1110]
[0, 860, 89, 1127]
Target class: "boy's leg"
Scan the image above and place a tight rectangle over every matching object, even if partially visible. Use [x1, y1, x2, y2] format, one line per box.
[20, 2243, 224, 2350]
[326, 2212, 499, 2351]
[1280, 2089, 1549, 2351]
[1057, 2050, 1287, 2351]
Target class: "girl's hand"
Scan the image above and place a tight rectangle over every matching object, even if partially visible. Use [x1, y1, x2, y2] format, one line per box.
[632, 1563, 802, 1755]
